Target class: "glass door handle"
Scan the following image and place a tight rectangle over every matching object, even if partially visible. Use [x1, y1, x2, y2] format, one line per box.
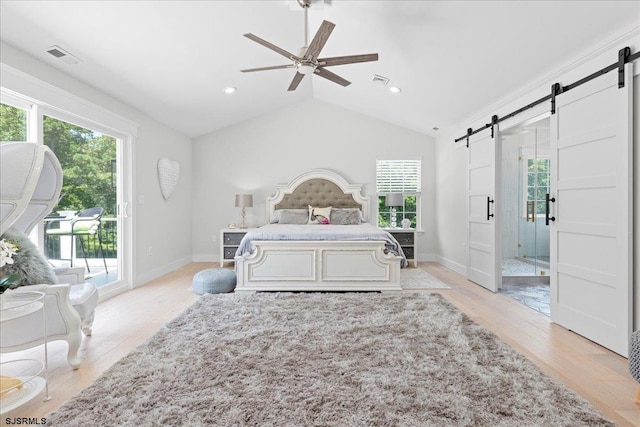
[545, 193, 556, 225]
[118, 203, 130, 218]
[527, 201, 535, 222]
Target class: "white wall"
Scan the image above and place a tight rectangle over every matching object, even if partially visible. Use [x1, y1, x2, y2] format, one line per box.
[434, 29, 640, 328]
[192, 99, 436, 262]
[0, 41, 194, 287]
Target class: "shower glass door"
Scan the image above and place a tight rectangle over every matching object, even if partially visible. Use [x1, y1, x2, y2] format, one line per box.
[520, 133, 550, 275]
[502, 118, 550, 278]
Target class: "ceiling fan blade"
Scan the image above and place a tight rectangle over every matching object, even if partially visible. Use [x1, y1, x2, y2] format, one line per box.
[314, 67, 351, 87]
[318, 53, 379, 67]
[287, 72, 306, 91]
[243, 33, 300, 61]
[241, 64, 296, 73]
[304, 20, 335, 60]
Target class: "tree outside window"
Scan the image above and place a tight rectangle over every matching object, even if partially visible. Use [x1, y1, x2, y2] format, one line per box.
[525, 156, 550, 217]
[0, 103, 27, 141]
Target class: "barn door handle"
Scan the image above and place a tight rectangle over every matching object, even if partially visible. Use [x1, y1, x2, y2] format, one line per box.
[487, 197, 494, 221]
[545, 193, 556, 225]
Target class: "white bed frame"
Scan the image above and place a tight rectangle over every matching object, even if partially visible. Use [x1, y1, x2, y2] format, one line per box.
[234, 169, 402, 292]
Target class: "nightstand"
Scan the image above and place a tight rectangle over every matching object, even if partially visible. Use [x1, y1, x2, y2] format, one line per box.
[220, 228, 254, 267]
[384, 228, 417, 268]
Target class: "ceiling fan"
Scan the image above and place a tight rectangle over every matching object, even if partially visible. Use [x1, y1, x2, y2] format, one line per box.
[240, 0, 378, 91]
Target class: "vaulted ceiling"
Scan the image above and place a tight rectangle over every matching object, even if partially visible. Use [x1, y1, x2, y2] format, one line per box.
[1, 1, 638, 138]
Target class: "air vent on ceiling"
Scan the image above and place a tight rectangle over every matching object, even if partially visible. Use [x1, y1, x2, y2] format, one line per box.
[372, 74, 390, 86]
[45, 45, 80, 65]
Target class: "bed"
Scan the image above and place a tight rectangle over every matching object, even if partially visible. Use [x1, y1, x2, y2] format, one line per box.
[234, 169, 405, 292]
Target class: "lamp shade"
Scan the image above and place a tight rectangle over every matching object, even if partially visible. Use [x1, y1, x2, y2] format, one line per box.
[235, 194, 253, 208]
[385, 193, 404, 207]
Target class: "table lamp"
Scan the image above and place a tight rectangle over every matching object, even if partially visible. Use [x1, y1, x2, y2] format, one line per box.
[235, 194, 253, 229]
[385, 193, 403, 228]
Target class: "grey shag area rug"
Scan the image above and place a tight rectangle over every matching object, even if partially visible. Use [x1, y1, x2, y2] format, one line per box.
[400, 268, 450, 290]
[47, 293, 613, 426]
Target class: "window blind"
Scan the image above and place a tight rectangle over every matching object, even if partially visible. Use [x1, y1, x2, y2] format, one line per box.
[376, 160, 421, 193]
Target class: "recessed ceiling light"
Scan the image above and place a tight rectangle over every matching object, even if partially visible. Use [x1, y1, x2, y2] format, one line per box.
[389, 86, 402, 93]
[224, 87, 237, 94]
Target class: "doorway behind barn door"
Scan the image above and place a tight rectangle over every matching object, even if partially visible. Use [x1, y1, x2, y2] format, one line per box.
[499, 116, 551, 316]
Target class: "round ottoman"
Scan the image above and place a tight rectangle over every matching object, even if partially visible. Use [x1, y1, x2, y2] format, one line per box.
[192, 268, 236, 294]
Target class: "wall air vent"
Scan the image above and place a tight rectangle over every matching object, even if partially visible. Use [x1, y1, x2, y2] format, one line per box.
[372, 74, 390, 86]
[45, 45, 80, 65]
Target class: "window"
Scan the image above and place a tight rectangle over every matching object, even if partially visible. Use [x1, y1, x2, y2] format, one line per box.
[376, 159, 421, 229]
[0, 102, 28, 141]
[523, 155, 550, 218]
[1, 88, 130, 291]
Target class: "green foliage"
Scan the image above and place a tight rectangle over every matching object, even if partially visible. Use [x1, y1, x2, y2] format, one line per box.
[1, 105, 117, 218]
[377, 195, 417, 229]
[0, 103, 27, 141]
[526, 157, 551, 215]
[43, 115, 117, 216]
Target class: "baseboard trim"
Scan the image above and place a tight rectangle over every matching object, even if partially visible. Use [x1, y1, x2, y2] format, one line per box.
[192, 253, 217, 263]
[135, 256, 192, 287]
[417, 253, 436, 262]
[435, 255, 466, 276]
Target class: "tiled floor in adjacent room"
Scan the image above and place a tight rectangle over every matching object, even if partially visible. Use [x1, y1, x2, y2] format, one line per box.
[500, 257, 550, 316]
[499, 281, 550, 316]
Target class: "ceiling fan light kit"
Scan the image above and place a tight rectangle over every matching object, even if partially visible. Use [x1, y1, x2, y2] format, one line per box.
[297, 64, 316, 75]
[241, 1, 379, 91]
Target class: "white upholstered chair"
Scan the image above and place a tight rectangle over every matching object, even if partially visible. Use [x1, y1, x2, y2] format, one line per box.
[0, 142, 98, 369]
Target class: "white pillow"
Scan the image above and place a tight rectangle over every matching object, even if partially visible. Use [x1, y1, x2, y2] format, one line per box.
[308, 205, 332, 224]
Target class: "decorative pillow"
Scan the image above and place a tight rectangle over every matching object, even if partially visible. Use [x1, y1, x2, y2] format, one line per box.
[331, 208, 363, 225]
[270, 210, 281, 223]
[308, 206, 332, 225]
[279, 209, 310, 225]
[1, 227, 57, 287]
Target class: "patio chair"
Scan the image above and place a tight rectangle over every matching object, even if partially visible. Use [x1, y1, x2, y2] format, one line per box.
[45, 206, 108, 273]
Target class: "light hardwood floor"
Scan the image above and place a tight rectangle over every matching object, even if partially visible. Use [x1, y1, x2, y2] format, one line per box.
[1, 262, 638, 426]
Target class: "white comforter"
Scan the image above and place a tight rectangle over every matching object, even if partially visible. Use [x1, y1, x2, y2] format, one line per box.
[235, 223, 407, 267]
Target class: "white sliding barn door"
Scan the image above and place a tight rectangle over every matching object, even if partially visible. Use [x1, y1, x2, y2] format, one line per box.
[467, 132, 500, 292]
[550, 63, 633, 357]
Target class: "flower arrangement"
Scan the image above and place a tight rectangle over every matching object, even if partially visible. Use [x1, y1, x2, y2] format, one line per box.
[0, 238, 20, 294]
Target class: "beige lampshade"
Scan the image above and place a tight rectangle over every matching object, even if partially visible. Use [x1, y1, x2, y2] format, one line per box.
[235, 194, 253, 208]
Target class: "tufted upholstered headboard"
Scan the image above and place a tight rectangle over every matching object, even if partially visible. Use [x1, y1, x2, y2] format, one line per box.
[266, 169, 371, 223]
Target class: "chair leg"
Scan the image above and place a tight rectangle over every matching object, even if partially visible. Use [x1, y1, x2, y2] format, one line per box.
[635, 384, 640, 404]
[66, 326, 83, 370]
[78, 236, 91, 273]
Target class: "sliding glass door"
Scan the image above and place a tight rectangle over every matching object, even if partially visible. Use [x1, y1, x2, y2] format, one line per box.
[42, 115, 120, 287]
[1, 98, 128, 291]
